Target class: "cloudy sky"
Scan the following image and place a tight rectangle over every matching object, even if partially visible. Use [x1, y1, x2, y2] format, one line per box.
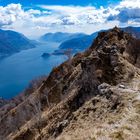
[0, 0, 140, 38]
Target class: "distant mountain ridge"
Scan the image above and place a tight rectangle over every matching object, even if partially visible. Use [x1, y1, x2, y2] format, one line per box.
[40, 32, 86, 42]
[1, 26, 140, 60]
[122, 26, 140, 38]
[53, 31, 99, 55]
[53, 26, 140, 55]
[60, 31, 98, 50]
[0, 29, 36, 58]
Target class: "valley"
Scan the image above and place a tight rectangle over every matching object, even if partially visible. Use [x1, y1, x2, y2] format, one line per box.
[0, 26, 140, 99]
[0, 27, 140, 140]
[1, 1, 140, 140]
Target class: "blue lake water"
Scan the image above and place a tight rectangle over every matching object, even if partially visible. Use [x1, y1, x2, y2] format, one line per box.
[0, 42, 66, 99]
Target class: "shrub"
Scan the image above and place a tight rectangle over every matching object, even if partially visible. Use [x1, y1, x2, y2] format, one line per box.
[24, 75, 47, 96]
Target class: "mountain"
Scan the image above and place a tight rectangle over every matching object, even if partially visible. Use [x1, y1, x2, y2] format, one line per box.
[122, 26, 140, 38]
[53, 31, 99, 55]
[0, 29, 36, 58]
[53, 26, 140, 56]
[0, 27, 140, 140]
[40, 32, 86, 43]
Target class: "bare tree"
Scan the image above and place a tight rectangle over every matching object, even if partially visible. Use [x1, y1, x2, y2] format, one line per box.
[43, 88, 50, 107]
[24, 75, 47, 95]
[29, 95, 43, 140]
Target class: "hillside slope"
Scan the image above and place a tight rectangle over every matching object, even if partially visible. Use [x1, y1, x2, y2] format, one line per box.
[0, 27, 140, 140]
[53, 32, 98, 55]
[0, 29, 35, 58]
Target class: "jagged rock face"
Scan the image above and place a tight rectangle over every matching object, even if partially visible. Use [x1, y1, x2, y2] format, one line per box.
[0, 27, 140, 140]
[91, 27, 140, 68]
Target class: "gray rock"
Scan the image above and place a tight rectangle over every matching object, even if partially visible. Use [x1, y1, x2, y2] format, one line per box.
[119, 84, 125, 89]
[98, 83, 113, 100]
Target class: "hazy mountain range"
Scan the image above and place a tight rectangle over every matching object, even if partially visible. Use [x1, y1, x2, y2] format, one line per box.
[53, 31, 99, 55]
[40, 32, 86, 43]
[0, 26, 140, 59]
[51, 26, 140, 55]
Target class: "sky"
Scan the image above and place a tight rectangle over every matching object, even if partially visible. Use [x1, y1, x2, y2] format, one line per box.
[0, 0, 140, 38]
[1, 0, 121, 7]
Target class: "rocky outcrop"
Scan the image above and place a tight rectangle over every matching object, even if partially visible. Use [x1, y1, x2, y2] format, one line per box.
[0, 27, 140, 140]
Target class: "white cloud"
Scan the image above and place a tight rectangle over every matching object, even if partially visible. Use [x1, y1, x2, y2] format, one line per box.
[39, 5, 110, 25]
[0, 1, 140, 38]
[0, 4, 31, 27]
[108, 0, 140, 23]
[118, 0, 140, 8]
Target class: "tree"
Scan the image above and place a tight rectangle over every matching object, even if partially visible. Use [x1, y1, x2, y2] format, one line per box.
[24, 75, 47, 95]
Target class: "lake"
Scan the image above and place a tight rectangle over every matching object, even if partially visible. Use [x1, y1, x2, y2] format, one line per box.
[0, 42, 67, 99]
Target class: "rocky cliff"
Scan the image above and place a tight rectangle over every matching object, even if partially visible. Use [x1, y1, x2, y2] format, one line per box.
[0, 27, 140, 140]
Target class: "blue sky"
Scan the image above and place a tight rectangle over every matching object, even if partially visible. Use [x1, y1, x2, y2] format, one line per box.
[0, 0, 140, 38]
[1, 0, 121, 7]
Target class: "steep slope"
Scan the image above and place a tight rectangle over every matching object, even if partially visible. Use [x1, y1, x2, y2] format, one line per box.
[0, 27, 140, 140]
[40, 32, 86, 43]
[57, 77, 140, 140]
[0, 29, 35, 58]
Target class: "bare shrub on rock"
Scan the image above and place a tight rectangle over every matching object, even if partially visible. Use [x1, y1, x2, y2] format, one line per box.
[24, 75, 47, 96]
